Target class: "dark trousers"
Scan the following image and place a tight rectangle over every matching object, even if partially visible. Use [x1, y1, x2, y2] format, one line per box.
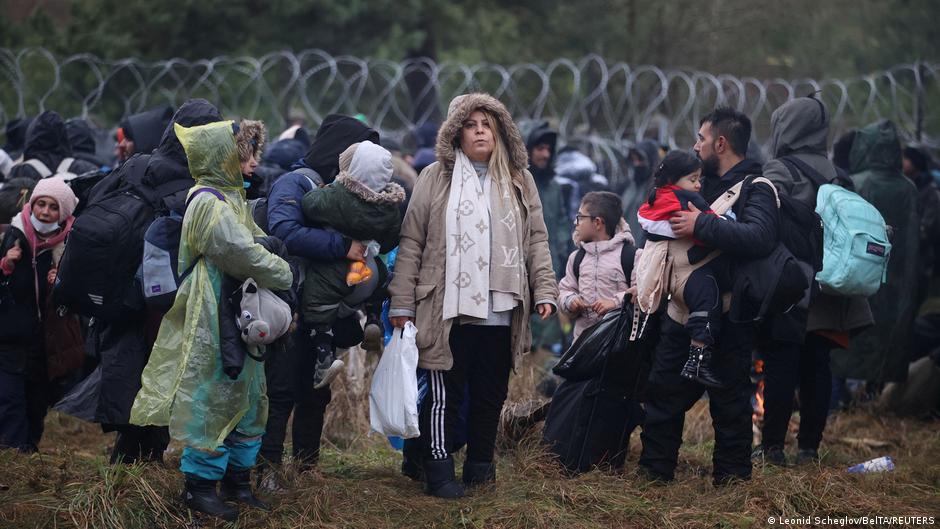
[420, 324, 512, 463]
[761, 334, 832, 451]
[639, 315, 754, 484]
[683, 255, 732, 346]
[0, 369, 28, 450]
[260, 324, 332, 467]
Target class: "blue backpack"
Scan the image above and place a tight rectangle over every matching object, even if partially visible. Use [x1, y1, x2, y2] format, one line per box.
[139, 187, 226, 312]
[814, 183, 891, 297]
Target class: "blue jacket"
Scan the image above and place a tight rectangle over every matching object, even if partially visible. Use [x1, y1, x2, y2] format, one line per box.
[266, 160, 348, 261]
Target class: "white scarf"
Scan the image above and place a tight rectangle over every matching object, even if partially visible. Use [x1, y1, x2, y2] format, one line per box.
[444, 149, 523, 321]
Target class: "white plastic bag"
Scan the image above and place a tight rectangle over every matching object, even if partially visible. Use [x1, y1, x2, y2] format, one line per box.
[369, 321, 420, 438]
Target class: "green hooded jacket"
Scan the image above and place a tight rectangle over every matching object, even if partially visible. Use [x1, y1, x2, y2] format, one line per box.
[831, 120, 920, 383]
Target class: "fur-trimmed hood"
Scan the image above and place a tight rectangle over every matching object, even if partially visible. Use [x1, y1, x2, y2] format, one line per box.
[336, 173, 406, 205]
[236, 119, 267, 162]
[435, 93, 529, 181]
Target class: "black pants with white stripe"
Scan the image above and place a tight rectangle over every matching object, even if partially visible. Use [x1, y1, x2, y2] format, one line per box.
[420, 324, 512, 463]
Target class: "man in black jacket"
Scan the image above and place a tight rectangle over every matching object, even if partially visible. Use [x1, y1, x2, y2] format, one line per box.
[639, 107, 779, 486]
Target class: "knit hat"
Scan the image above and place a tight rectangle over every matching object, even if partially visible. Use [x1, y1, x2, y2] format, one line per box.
[30, 176, 79, 220]
[340, 140, 393, 192]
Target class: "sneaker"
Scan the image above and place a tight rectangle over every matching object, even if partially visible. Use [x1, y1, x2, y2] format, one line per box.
[256, 467, 288, 494]
[313, 355, 345, 389]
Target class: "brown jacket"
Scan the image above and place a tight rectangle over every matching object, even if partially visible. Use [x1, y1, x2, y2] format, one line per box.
[388, 93, 558, 370]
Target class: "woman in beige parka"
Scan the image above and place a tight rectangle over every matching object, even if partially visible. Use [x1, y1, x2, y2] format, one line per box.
[389, 93, 558, 498]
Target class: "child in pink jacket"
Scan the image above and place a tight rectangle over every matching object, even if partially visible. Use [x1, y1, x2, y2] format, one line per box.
[558, 191, 634, 341]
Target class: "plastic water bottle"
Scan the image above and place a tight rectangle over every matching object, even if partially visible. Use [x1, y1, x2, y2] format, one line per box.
[847, 456, 895, 473]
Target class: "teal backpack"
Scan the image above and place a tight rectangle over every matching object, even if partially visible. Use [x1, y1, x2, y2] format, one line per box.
[815, 183, 891, 297]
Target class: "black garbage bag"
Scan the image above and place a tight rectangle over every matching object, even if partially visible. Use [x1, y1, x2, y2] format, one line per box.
[553, 302, 630, 381]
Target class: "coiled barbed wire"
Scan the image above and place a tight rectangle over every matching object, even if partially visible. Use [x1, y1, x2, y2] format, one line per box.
[1, 48, 936, 187]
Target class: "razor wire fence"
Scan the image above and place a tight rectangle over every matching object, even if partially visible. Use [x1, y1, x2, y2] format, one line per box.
[2, 48, 937, 189]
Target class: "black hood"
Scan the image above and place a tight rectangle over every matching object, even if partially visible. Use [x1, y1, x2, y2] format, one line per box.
[303, 114, 379, 184]
[122, 105, 174, 155]
[525, 120, 558, 182]
[3, 117, 32, 156]
[65, 118, 97, 155]
[702, 158, 763, 204]
[23, 110, 72, 170]
[65, 118, 106, 167]
[144, 99, 223, 188]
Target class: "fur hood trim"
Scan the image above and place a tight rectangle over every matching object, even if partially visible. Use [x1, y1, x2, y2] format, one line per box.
[435, 93, 529, 181]
[336, 173, 406, 205]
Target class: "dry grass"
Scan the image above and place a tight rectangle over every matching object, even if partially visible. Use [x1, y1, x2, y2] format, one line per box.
[1, 350, 939, 529]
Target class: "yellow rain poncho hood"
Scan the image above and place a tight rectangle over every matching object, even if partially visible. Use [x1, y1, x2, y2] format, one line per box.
[130, 120, 292, 451]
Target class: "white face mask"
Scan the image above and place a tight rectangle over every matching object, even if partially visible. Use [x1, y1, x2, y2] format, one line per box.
[30, 213, 60, 235]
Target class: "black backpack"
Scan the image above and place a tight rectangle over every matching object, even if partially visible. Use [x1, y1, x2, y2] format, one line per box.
[54, 155, 192, 321]
[728, 176, 813, 322]
[572, 242, 637, 281]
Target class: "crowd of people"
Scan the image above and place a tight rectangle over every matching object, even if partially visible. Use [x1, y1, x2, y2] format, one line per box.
[0, 92, 938, 522]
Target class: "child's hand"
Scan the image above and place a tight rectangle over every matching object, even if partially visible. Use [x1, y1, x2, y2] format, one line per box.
[346, 240, 366, 261]
[47, 267, 57, 286]
[591, 298, 618, 315]
[5, 240, 22, 263]
[568, 296, 587, 314]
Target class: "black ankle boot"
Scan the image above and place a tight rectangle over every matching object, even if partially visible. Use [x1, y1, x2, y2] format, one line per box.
[183, 475, 239, 522]
[679, 349, 701, 382]
[220, 467, 270, 511]
[401, 439, 424, 481]
[462, 460, 496, 487]
[686, 345, 725, 389]
[423, 457, 465, 499]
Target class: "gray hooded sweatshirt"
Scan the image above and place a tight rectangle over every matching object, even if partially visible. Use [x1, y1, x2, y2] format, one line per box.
[763, 97, 873, 335]
[763, 97, 839, 208]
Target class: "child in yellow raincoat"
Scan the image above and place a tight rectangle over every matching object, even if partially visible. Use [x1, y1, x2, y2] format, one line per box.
[130, 120, 292, 522]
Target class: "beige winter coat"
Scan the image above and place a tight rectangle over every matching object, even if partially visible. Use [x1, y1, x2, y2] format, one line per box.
[388, 93, 559, 371]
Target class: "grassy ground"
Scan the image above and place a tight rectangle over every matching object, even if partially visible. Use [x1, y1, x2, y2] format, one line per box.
[1, 349, 938, 529]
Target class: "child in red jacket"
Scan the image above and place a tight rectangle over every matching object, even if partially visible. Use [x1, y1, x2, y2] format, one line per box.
[636, 151, 733, 388]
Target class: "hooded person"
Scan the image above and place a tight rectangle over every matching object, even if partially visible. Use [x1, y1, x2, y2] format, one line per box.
[523, 120, 569, 279]
[6, 111, 98, 182]
[388, 93, 558, 499]
[3, 117, 32, 160]
[116, 105, 174, 162]
[521, 120, 569, 355]
[759, 96, 874, 465]
[256, 114, 380, 488]
[130, 120, 292, 522]
[903, 145, 940, 303]
[299, 140, 405, 388]
[831, 120, 920, 387]
[65, 118, 107, 168]
[58, 99, 224, 468]
[0, 177, 80, 452]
